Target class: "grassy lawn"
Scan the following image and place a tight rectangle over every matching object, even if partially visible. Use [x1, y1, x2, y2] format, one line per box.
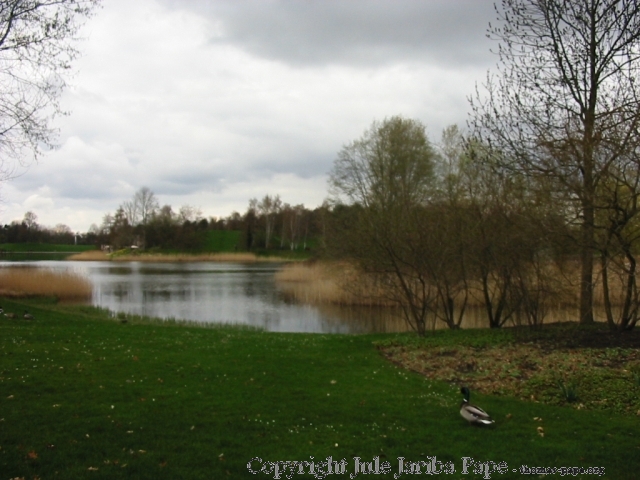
[204, 230, 242, 252]
[0, 244, 97, 261]
[0, 299, 634, 479]
[0, 244, 96, 253]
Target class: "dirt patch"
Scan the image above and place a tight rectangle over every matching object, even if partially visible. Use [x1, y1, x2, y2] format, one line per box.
[378, 324, 640, 415]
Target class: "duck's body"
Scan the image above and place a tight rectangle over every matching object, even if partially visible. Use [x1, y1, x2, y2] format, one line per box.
[4, 312, 15, 319]
[23, 311, 34, 320]
[460, 387, 494, 425]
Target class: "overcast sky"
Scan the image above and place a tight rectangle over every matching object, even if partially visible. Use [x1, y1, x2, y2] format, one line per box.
[2, 0, 498, 232]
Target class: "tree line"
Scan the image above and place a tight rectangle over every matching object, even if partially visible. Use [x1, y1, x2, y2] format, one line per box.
[6, 191, 330, 254]
[41, 187, 328, 253]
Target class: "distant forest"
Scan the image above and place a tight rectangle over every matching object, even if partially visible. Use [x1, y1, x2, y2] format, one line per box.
[1, 191, 328, 254]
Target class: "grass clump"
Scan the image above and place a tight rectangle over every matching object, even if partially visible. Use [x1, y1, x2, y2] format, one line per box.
[556, 379, 579, 403]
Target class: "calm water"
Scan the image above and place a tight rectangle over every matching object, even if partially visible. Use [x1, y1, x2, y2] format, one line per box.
[2, 261, 411, 334]
[2, 261, 578, 333]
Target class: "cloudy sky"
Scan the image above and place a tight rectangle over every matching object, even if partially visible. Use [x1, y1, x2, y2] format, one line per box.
[2, 0, 498, 233]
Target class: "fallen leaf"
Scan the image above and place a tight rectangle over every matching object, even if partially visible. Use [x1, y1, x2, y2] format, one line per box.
[88, 466, 99, 471]
[27, 450, 38, 459]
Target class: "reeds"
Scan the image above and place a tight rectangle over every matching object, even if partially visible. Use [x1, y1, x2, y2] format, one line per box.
[274, 261, 395, 306]
[0, 267, 92, 300]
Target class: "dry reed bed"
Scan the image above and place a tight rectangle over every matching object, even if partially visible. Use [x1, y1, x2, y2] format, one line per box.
[274, 260, 635, 313]
[0, 267, 92, 300]
[274, 262, 396, 306]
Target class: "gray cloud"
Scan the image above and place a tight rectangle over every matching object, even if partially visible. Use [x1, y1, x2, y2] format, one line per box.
[161, 0, 496, 68]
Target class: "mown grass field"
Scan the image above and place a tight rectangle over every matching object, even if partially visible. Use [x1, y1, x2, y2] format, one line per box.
[0, 244, 96, 253]
[0, 299, 635, 479]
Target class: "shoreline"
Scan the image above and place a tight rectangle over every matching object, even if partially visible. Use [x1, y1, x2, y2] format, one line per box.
[66, 251, 292, 263]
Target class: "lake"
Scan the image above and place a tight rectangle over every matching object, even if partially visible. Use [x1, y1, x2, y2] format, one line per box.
[2, 261, 412, 334]
[1, 260, 579, 333]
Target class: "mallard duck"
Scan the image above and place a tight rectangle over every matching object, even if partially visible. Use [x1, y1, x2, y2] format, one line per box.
[460, 387, 494, 425]
[4, 312, 16, 319]
[23, 311, 34, 320]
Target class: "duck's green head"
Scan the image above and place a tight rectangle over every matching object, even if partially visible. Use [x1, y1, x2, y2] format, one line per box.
[460, 386, 470, 401]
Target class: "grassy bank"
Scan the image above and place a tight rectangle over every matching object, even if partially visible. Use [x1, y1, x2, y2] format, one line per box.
[0, 300, 636, 478]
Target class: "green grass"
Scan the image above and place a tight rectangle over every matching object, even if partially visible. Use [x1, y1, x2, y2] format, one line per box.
[0, 243, 97, 261]
[0, 243, 96, 253]
[0, 299, 634, 478]
[204, 230, 242, 252]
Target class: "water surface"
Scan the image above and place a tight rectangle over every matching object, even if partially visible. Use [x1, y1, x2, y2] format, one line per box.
[3, 261, 409, 334]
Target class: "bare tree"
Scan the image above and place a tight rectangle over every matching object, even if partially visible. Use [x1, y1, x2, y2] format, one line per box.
[177, 205, 202, 224]
[0, 0, 100, 179]
[256, 194, 281, 249]
[470, 0, 640, 324]
[22, 210, 37, 230]
[329, 116, 438, 335]
[133, 187, 159, 226]
[596, 148, 640, 331]
[121, 200, 138, 226]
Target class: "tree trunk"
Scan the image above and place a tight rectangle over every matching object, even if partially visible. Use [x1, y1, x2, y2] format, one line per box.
[579, 117, 596, 324]
[579, 225, 595, 321]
